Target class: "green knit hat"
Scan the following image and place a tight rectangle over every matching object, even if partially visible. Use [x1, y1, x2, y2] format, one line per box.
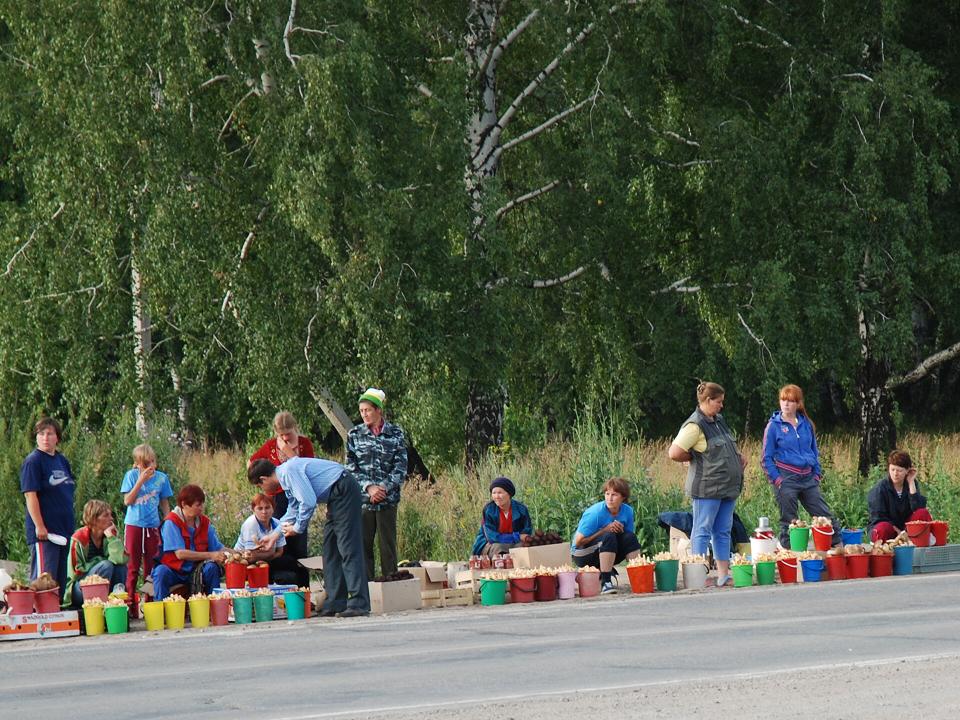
[358, 387, 386, 410]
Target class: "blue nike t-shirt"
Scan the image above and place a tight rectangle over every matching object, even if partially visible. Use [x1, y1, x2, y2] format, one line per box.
[20, 449, 76, 544]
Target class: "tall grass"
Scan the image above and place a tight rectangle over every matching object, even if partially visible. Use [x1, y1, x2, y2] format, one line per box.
[4, 415, 959, 565]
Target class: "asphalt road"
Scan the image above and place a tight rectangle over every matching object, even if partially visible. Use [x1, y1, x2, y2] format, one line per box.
[3, 572, 960, 719]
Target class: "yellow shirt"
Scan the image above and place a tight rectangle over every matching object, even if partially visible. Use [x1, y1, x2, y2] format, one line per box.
[673, 422, 707, 453]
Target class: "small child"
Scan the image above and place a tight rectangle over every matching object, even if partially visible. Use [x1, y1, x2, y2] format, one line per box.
[120, 444, 174, 610]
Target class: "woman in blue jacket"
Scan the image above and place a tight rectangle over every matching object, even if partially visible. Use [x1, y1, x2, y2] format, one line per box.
[761, 384, 840, 548]
[471, 477, 532, 557]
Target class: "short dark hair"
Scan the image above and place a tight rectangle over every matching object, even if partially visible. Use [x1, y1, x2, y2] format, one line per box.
[603, 477, 631, 502]
[888, 449, 912, 469]
[248, 459, 277, 485]
[34, 417, 62, 441]
[177, 484, 206, 507]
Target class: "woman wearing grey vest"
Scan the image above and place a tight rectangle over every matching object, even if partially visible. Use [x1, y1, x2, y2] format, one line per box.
[668, 382, 745, 587]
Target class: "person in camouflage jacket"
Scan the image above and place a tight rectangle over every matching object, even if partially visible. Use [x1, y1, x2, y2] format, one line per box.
[346, 388, 408, 579]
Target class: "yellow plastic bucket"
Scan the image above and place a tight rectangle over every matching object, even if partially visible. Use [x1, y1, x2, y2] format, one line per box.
[83, 605, 105, 636]
[164, 599, 187, 629]
[143, 600, 165, 631]
[188, 597, 211, 628]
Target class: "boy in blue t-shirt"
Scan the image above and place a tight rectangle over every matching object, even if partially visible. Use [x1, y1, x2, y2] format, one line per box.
[21, 417, 75, 604]
[121, 444, 174, 605]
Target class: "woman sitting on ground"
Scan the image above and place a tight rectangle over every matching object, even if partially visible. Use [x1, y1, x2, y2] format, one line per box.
[471, 477, 532, 558]
[570, 477, 642, 595]
[65, 499, 128, 609]
[868, 449, 933, 542]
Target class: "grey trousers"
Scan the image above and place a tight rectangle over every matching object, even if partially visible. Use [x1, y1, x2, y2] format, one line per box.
[362, 504, 398, 579]
[775, 472, 840, 547]
[321, 472, 370, 613]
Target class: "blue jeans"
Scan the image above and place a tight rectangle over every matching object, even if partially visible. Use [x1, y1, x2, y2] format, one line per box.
[71, 559, 127, 608]
[152, 561, 222, 600]
[691, 498, 736, 562]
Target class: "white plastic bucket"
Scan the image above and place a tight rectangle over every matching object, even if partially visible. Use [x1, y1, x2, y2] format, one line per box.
[750, 536, 777, 560]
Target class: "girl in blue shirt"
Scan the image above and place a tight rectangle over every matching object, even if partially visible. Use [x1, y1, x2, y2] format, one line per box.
[571, 477, 642, 594]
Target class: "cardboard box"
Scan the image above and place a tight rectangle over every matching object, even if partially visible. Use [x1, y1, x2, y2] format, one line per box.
[455, 568, 501, 591]
[298, 556, 323, 572]
[509, 542, 571, 569]
[446, 561, 468, 587]
[0, 610, 80, 641]
[403, 561, 448, 591]
[368, 577, 422, 614]
[421, 587, 474, 608]
[212, 584, 297, 620]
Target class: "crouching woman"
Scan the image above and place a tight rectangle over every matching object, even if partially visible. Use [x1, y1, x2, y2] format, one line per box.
[570, 477, 642, 595]
[152, 484, 227, 599]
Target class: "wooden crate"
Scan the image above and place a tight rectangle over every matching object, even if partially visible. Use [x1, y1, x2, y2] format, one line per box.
[421, 587, 475, 608]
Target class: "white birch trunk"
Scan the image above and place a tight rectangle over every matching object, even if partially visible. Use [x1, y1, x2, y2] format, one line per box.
[131, 250, 153, 438]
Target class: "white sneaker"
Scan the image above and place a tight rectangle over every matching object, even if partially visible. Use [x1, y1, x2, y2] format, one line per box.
[600, 581, 617, 595]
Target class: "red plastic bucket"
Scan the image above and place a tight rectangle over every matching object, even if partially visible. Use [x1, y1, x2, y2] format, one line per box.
[210, 597, 231, 626]
[846, 554, 869, 579]
[577, 572, 600, 598]
[776, 557, 798, 583]
[906, 521, 931, 547]
[80, 582, 109, 603]
[509, 577, 536, 603]
[535, 574, 557, 601]
[225, 563, 247, 589]
[931, 521, 949, 546]
[812, 525, 834, 551]
[869, 554, 893, 577]
[247, 564, 269, 588]
[5, 589, 35, 615]
[825, 555, 847, 581]
[34, 587, 61, 613]
[627, 564, 655, 593]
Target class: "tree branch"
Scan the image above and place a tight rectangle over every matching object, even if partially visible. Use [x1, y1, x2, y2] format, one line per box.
[499, 94, 597, 155]
[738, 311, 777, 367]
[284, 0, 302, 66]
[218, 88, 257, 140]
[496, 179, 561, 220]
[4, 202, 65, 277]
[485, 261, 610, 291]
[837, 72, 874, 82]
[221, 205, 269, 317]
[887, 341, 960, 389]
[477, 9, 539, 81]
[199, 75, 230, 90]
[720, 4, 792, 48]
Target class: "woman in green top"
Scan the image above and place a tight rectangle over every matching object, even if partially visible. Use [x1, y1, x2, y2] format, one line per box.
[65, 499, 128, 608]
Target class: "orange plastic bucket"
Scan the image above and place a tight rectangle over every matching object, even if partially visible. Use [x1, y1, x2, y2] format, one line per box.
[627, 564, 655, 593]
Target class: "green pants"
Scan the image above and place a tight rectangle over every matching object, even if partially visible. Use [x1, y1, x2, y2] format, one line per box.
[362, 505, 398, 579]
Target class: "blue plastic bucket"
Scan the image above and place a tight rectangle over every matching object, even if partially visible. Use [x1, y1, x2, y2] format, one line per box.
[800, 559, 824, 582]
[893, 545, 915, 576]
[841, 528, 863, 545]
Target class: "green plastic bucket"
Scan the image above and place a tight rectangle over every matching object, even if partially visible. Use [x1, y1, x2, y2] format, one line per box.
[479, 579, 507, 606]
[755, 561, 776, 585]
[654, 559, 679, 591]
[789, 527, 810, 551]
[731, 564, 753, 587]
[233, 596, 254, 624]
[104, 605, 128, 634]
[253, 594, 274, 622]
[284, 591, 306, 620]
